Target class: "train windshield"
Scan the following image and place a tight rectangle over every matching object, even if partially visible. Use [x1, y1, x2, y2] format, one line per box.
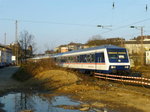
[107, 49, 128, 62]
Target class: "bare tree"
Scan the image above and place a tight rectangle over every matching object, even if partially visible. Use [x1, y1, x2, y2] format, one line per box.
[86, 35, 107, 46]
[19, 30, 36, 61]
[90, 35, 103, 40]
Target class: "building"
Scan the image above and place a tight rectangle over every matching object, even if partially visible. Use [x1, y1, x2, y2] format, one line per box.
[45, 50, 54, 54]
[146, 51, 150, 65]
[55, 42, 85, 53]
[124, 36, 150, 65]
[133, 35, 150, 40]
[0, 44, 12, 66]
[125, 39, 150, 54]
[60, 46, 69, 53]
[67, 42, 83, 51]
[106, 37, 125, 46]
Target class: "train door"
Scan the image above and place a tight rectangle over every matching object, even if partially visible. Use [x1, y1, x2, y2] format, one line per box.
[95, 52, 105, 71]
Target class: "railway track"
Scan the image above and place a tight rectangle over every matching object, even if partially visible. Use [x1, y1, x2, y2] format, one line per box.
[94, 73, 150, 86]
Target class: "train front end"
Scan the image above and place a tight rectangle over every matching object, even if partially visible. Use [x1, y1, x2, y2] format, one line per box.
[107, 48, 130, 74]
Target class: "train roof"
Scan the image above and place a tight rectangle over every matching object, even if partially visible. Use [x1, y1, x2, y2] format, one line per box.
[54, 45, 125, 57]
[0, 44, 12, 50]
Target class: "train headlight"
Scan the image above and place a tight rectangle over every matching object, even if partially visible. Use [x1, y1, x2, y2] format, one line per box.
[111, 66, 116, 69]
[125, 66, 129, 68]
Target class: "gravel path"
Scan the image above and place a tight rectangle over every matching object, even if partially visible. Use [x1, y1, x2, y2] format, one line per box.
[0, 66, 20, 91]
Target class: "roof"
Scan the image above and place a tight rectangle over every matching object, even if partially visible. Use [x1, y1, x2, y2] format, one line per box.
[0, 44, 11, 50]
[68, 42, 82, 45]
[54, 45, 124, 57]
[125, 40, 150, 44]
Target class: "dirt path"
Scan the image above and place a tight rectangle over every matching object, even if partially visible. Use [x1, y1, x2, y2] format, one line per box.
[0, 66, 20, 91]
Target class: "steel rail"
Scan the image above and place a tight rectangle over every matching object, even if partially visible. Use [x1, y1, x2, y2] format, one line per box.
[94, 75, 150, 86]
[94, 73, 150, 86]
[95, 73, 150, 81]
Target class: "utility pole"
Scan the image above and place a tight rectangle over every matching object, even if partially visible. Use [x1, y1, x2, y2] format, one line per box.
[130, 26, 144, 65]
[121, 38, 124, 47]
[15, 20, 19, 65]
[15, 20, 18, 43]
[4, 33, 6, 45]
[140, 27, 144, 65]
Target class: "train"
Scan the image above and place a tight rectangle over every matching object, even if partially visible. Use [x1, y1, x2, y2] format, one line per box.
[53, 45, 130, 74]
[0, 44, 12, 68]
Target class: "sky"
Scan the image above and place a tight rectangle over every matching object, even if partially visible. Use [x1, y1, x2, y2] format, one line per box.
[0, 0, 150, 53]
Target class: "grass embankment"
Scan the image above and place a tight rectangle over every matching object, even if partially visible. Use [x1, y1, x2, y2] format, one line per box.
[13, 59, 150, 112]
[131, 65, 150, 78]
[13, 59, 79, 90]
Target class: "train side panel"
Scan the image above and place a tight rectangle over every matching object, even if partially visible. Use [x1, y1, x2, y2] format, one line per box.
[53, 45, 130, 74]
[57, 48, 110, 72]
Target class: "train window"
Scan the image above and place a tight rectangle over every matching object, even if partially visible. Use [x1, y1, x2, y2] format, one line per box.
[85, 55, 87, 62]
[63, 57, 66, 63]
[100, 53, 105, 62]
[73, 56, 74, 62]
[88, 54, 93, 63]
[91, 54, 95, 62]
[80, 55, 83, 62]
[65, 57, 67, 63]
[61, 57, 66, 63]
[82, 55, 86, 62]
[79, 55, 84, 62]
[77, 56, 80, 62]
[76, 56, 78, 62]
[72, 56, 75, 62]
[109, 54, 118, 59]
[85, 55, 88, 62]
[73, 56, 75, 62]
[89, 54, 92, 62]
[107, 49, 128, 63]
[108, 53, 127, 60]
[58, 57, 61, 63]
[84, 54, 95, 63]
[70, 56, 73, 62]
[83, 55, 85, 62]
[68, 57, 71, 63]
[67, 57, 70, 63]
[73, 56, 76, 62]
[96, 53, 105, 63]
[60, 57, 62, 63]
[85, 54, 90, 63]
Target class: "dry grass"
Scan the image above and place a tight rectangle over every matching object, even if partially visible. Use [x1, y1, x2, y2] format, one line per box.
[26, 70, 79, 90]
[23, 58, 58, 76]
[131, 65, 150, 78]
[13, 58, 80, 89]
[13, 58, 59, 81]
[12, 59, 150, 112]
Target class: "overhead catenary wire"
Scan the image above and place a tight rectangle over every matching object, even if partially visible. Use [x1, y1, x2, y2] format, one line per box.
[0, 18, 96, 27]
[100, 17, 150, 35]
[0, 17, 150, 35]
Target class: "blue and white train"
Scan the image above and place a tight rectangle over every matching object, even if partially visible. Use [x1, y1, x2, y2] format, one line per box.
[53, 45, 130, 74]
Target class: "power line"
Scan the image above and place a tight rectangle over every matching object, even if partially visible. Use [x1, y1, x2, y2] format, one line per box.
[0, 17, 150, 33]
[100, 17, 150, 34]
[0, 18, 96, 27]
